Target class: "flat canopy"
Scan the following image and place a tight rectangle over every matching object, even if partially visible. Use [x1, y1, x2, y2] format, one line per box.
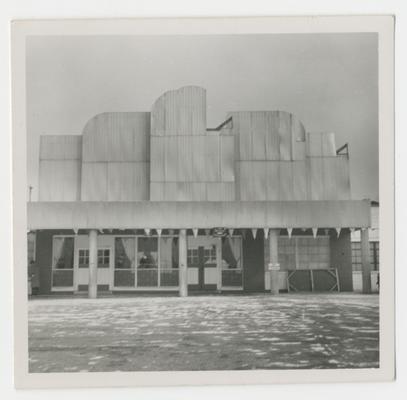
[27, 200, 371, 230]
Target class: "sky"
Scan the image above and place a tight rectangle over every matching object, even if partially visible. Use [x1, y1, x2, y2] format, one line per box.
[26, 33, 378, 201]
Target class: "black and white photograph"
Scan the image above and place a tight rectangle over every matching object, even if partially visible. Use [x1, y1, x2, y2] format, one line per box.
[11, 16, 395, 388]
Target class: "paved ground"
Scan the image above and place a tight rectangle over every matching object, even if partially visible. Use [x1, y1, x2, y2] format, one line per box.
[28, 294, 379, 372]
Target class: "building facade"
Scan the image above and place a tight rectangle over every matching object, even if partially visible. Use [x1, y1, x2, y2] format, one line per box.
[27, 86, 373, 297]
[352, 201, 380, 292]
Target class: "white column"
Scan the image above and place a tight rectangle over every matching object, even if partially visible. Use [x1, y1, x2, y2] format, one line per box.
[88, 229, 98, 299]
[361, 228, 371, 294]
[178, 229, 188, 297]
[269, 229, 280, 295]
[216, 237, 222, 292]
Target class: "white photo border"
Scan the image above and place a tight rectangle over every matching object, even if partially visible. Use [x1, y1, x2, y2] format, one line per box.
[11, 15, 395, 389]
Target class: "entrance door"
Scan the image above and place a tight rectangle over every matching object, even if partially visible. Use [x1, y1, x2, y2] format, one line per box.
[187, 237, 218, 291]
[76, 247, 112, 291]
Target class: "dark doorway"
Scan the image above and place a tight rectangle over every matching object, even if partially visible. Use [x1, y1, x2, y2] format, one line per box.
[243, 232, 265, 291]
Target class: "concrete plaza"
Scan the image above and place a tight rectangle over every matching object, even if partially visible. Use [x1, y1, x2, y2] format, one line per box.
[28, 293, 379, 372]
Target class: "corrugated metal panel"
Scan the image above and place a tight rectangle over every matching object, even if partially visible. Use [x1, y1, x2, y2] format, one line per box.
[308, 158, 324, 200]
[164, 182, 178, 200]
[107, 162, 134, 201]
[191, 136, 207, 181]
[220, 135, 235, 182]
[335, 156, 351, 200]
[279, 162, 293, 200]
[150, 96, 165, 136]
[150, 136, 165, 182]
[28, 200, 371, 230]
[150, 182, 164, 201]
[151, 86, 206, 136]
[253, 161, 267, 200]
[322, 158, 338, 200]
[206, 182, 235, 201]
[252, 112, 267, 160]
[238, 161, 266, 201]
[106, 162, 149, 201]
[82, 112, 150, 162]
[291, 116, 306, 160]
[265, 112, 280, 160]
[39, 160, 81, 201]
[266, 161, 280, 200]
[292, 160, 308, 200]
[238, 112, 252, 161]
[176, 135, 189, 182]
[205, 136, 220, 181]
[40, 136, 82, 160]
[278, 112, 292, 161]
[177, 183, 206, 201]
[238, 161, 252, 200]
[322, 132, 336, 156]
[81, 162, 108, 201]
[164, 137, 178, 181]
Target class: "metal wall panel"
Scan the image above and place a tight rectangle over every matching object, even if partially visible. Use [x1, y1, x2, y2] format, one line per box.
[207, 182, 235, 201]
[177, 183, 206, 201]
[238, 161, 267, 201]
[292, 160, 308, 200]
[291, 117, 306, 160]
[237, 112, 252, 161]
[176, 136, 189, 182]
[164, 137, 178, 181]
[308, 158, 324, 200]
[106, 162, 149, 201]
[279, 162, 294, 200]
[322, 158, 338, 200]
[39, 160, 81, 201]
[252, 112, 267, 160]
[150, 136, 165, 182]
[252, 161, 267, 200]
[28, 200, 371, 230]
[151, 86, 206, 136]
[107, 162, 134, 201]
[335, 156, 351, 200]
[40, 135, 82, 160]
[150, 182, 164, 201]
[278, 112, 292, 161]
[322, 132, 336, 157]
[205, 136, 220, 182]
[190, 135, 207, 181]
[82, 112, 150, 162]
[266, 161, 280, 200]
[238, 161, 252, 200]
[265, 112, 280, 160]
[220, 135, 235, 182]
[81, 162, 108, 201]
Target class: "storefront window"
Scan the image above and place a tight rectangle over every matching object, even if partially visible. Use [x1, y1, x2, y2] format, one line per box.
[52, 237, 74, 288]
[53, 237, 74, 269]
[137, 237, 158, 287]
[114, 237, 135, 287]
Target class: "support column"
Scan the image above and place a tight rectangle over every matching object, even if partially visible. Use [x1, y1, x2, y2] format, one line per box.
[361, 228, 371, 294]
[178, 229, 188, 297]
[88, 229, 98, 299]
[269, 229, 280, 295]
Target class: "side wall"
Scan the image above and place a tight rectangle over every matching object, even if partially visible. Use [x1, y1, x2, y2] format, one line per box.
[330, 229, 353, 291]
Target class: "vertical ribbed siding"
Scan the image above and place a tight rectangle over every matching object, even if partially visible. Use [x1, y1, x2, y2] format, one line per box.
[230, 111, 351, 201]
[150, 86, 236, 201]
[39, 135, 82, 201]
[81, 112, 150, 201]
